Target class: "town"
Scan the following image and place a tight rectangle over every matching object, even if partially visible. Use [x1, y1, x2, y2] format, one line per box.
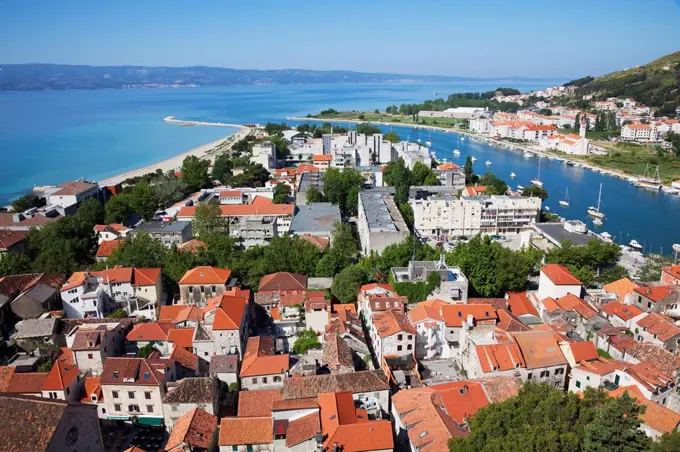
[1, 106, 680, 452]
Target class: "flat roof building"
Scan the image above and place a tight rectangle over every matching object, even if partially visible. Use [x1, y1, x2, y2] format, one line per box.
[296, 172, 325, 206]
[289, 203, 341, 239]
[357, 190, 409, 256]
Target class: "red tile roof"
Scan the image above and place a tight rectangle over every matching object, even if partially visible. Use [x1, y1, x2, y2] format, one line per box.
[170, 346, 199, 372]
[51, 180, 96, 196]
[286, 412, 321, 447]
[568, 341, 599, 363]
[555, 293, 598, 319]
[432, 381, 494, 425]
[0, 366, 16, 392]
[177, 239, 207, 254]
[258, 272, 307, 292]
[437, 162, 461, 170]
[81, 376, 103, 403]
[575, 357, 626, 376]
[373, 309, 415, 338]
[179, 266, 232, 285]
[541, 264, 582, 285]
[299, 234, 330, 250]
[166, 408, 217, 451]
[600, 301, 643, 321]
[506, 292, 538, 317]
[132, 267, 161, 286]
[512, 331, 567, 369]
[475, 342, 525, 373]
[318, 392, 394, 451]
[219, 416, 273, 446]
[0, 395, 73, 451]
[0, 230, 28, 249]
[240, 336, 290, 377]
[219, 190, 243, 198]
[633, 285, 677, 303]
[7, 372, 48, 394]
[41, 352, 79, 391]
[662, 265, 680, 280]
[408, 299, 447, 324]
[608, 386, 680, 434]
[359, 283, 393, 294]
[237, 389, 283, 417]
[178, 203, 294, 219]
[603, 277, 642, 302]
[210, 295, 247, 330]
[96, 239, 122, 258]
[100, 357, 165, 386]
[441, 304, 497, 327]
[159, 305, 186, 322]
[167, 328, 194, 350]
[312, 154, 333, 162]
[126, 322, 174, 342]
[636, 312, 680, 341]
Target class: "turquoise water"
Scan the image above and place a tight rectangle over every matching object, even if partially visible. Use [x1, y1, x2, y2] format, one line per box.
[1, 81, 678, 253]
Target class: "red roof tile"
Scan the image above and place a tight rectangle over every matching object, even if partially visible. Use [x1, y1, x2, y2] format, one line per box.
[41, 352, 79, 391]
[633, 285, 677, 303]
[166, 408, 217, 451]
[237, 389, 283, 417]
[373, 310, 415, 338]
[81, 376, 103, 403]
[286, 412, 321, 447]
[219, 416, 273, 446]
[7, 372, 48, 394]
[179, 266, 232, 285]
[0, 366, 16, 392]
[127, 322, 174, 342]
[167, 328, 194, 350]
[132, 268, 161, 286]
[258, 272, 307, 292]
[96, 239, 122, 258]
[636, 313, 680, 341]
[0, 230, 28, 249]
[506, 292, 538, 317]
[608, 386, 680, 434]
[100, 357, 165, 386]
[441, 304, 497, 327]
[475, 342, 525, 373]
[568, 341, 599, 363]
[541, 264, 582, 285]
[512, 331, 567, 369]
[600, 301, 643, 321]
[240, 336, 290, 377]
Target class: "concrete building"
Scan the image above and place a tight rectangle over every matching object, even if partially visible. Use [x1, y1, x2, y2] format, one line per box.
[295, 171, 325, 206]
[45, 180, 102, 210]
[537, 264, 583, 301]
[177, 199, 293, 235]
[621, 124, 658, 142]
[391, 257, 469, 303]
[251, 141, 277, 170]
[394, 141, 431, 170]
[370, 309, 416, 363]
[177, 266, 234, 306]
[289, 203, 341, 241]
[410, 195, 541, 240]
[135, 221, 193, 247]
[357, 190, 409, 256]
[435, 163, 466, 189]
[65, 322, 126, 376]
[229, 216, 278, 249]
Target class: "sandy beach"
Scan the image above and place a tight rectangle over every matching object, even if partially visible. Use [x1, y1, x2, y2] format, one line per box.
[100, 119, 251, 185]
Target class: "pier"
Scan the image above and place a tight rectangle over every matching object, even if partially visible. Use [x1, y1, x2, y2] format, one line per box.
[163, 116, 246, 129]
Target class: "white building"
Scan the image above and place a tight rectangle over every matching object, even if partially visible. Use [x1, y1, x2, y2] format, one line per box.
[410, 195, 541, 240]
[394, 141, 431, 170]
[45, 180, 102, 210]
[251, 141, 277, 170]
[621, 124, 658, 142]
[66, 322, 126, 376]
[537, 264, 582, 301]
[370, 309, 416, 363]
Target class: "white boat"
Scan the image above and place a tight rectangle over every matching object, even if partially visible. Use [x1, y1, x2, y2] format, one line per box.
[545, 206, 551, 212]
[517, 185, 525, 192]
[523, 151, 533, 158]
[559, 187, 570, 207]
[593, 218, 603, 227]
[425, 141, 432, 147]
[638, 164, 662, 190]
[485, 160, 492, 167]
[587, 183, 605, 219]
[601, 232, 613, 243]
[453, 149, 460, 156]
[531, 158, 543, 187]
[629, 240, 642, 250]
[510, 172, 516, 179]
[417, 138, 421, 143]
[461, 137, 466, 141]
[662, 186, 680, 194]
[672, 243, 680, 253]
[471, 157, 477, 162]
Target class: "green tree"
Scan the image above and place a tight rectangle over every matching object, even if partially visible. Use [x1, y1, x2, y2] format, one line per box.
[398, 203, 414, 231]
[106, 232, 167, 268]
[306, 185, 325, 204]
[412, 161, 438, 186]
[11, 194, 45, 212]
[345, 185, 359, 217]
[163, 246, 205, 283]
[211, 153, 233, 184]
[181, 155, 211, 191]
[583, 390, 651, 452]
[323, 168, 364, 216]
[316, 222, 358, 277]
[265, 136, 289, 160]
[264, 122, 290, 135]
[355, 123, 382, 135]
[153, 176, 190, 207]
[129, 180, 159, 221]
[273, 184, 291, 204]
[107, 308, 128, 319]
[136, 343, 157, 358]
[522, 185, 549, 200]
[639, 253, 672, 281]
[384, 131, 400, 143]
[292, 330, 321, 354]
[331, 265, 369, 303]
[463, 156, 474, 184]
[0, 252, 32, 276]
[546, 239, 622, 286]
[654, 431, 680, 452]
[193, 203, 228, 237]
[104, 194, 132, 224]
[478, 171, 509, 195]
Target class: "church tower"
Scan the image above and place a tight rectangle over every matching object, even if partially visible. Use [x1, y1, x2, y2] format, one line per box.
[579, 115, 587, 138]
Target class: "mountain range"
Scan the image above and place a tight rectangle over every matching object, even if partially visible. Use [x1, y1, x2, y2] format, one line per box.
[0, 63, 549, 92]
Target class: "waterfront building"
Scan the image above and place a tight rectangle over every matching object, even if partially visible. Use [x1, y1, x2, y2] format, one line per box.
[661, 265, 680, 286]
[394, 141, 431, 169]
[45, 179, 103, 212]
[419, 107, 487, 119]
[357, 190, 409, 256]
[410, 195, 541, 240]
[539, 133, 590, 155]
[621, 123, 658, 142]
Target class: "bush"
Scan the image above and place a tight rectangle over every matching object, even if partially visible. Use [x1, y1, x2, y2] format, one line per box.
[292, 330, 321, 354]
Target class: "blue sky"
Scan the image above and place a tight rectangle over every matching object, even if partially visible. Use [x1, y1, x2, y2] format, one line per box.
[1, 0, 679, 78]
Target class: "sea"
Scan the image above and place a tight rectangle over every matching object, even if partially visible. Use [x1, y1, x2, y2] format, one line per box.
[1, 81, 679, 254]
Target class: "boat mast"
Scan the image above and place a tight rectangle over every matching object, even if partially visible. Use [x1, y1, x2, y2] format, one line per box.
[597, 183, 602, 212]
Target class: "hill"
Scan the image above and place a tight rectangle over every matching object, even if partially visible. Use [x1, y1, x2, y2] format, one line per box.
[0, 64, 494, 92]
[567, 50, 680, 117]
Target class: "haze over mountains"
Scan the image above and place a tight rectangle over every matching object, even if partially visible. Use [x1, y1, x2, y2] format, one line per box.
[0, 64, 552, 91]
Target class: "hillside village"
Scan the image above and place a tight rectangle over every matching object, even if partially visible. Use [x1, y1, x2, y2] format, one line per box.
[1, 111, 680, 451]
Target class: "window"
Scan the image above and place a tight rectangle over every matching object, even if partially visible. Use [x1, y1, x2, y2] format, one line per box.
[407, 335, 412, 340]
[540, 371, 549, 378]
[397, 345, 402, 351]
[576, 381, 581, 388]
[114, 404, 121, 411]
[146, 405, 154, 413]
[663, 398, 667, 405]
[87, 353, 94, 359]
[66, 388, 70, 395]
[232, 447, 238, 452]
[129, 405, 140, 413]
[144, 392, 151, 400]
[102, 408, 106, 414]
[252, 378, 257, 384]
[555, 368, 564, 375]
[189, 287, 193, 294]
[128, 391, 135, 399]
[91, 395, 97, 402]
[262, 377, 268, 384]
[273, 376, 281, 382]
[172, 405, 178, 412]
[648, 302, 652, 309]
[200, 286, 205, 293]
[587, 376, 591, 381]
[407, 344, 412, 351]
[527, 373, 532, 380]
[397, 334, 403, 341]
[112, 391, 119, 399]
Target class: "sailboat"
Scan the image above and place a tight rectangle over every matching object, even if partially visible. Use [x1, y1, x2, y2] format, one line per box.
[592, 218, 603, 227]
[559, 187, 570, 207]
[638, 164, 662, 190]
[510, 172, 516, 179]
[531, 157, 543, 187]
[587, 183, 605, 218]
[453, 149, 460, 156]
[425, 130, 432, 147]
[471, 157, 477, 163]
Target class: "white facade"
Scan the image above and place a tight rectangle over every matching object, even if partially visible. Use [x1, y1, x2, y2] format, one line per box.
[537, 271, 582, 301]
[621, 124, 658, 142]
[252, 142, 277, 170]
[102, 384, 165, 422]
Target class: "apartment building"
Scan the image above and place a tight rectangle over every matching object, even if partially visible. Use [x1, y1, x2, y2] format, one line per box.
[370, 309, 416, 363]
[66, 321, 126, 375]
[135, 221, 193, 247]
[357, 190, 409, 256]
